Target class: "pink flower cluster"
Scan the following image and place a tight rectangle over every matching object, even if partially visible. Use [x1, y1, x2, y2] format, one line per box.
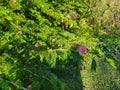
[13, 0, 16, 3]
[66, 14, 71, 19]
[34, 43, 39, 48]
[72, 43, 87, 54]
[18, 30, 22, 35]
[72, 43, 77, 47]
[78, 46, 87, 54]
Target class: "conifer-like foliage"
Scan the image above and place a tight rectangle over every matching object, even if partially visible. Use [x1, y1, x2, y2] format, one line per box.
[0, 0, 117, 90]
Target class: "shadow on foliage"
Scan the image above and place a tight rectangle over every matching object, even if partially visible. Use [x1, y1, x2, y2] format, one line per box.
[92, 30, 120, 90]
[0, 44, 84, 90]
[51, 49, 84, 90]
[99, 31, 120, 71]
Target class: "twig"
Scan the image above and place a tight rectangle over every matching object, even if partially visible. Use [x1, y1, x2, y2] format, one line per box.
[2, 79, 29, 90]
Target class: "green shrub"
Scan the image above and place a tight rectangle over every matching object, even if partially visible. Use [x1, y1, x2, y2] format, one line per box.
[90, 0, 120, 89]
[0, 0, 115, 90]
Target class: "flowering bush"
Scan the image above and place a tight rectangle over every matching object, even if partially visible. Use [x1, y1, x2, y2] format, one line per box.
[78, 46, 87, 54]
[0, 0, 116, 90]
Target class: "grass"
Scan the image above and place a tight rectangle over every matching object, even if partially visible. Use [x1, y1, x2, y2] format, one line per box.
[81, 0, 120, 90]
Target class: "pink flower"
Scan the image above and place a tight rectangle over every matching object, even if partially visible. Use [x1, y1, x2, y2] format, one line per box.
[34, 43, 39, 48]
[13, 0, 16, 3]
[78, 46, 87, 54]
[52, 39, 56, 43]
[66, 14, 71, 19]
[28, 84, 32, 89]
[72, 43, 77, 47]
[18, 30, 22, 35]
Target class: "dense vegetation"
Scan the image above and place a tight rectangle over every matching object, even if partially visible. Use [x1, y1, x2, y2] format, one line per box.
[0, 0, 120, 90]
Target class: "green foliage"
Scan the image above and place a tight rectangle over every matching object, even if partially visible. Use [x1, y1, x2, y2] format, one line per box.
[0, 0, 118, 90]
[0, 0, 97, 90]
[92, 0, 120, 70]
[91, 59, 97, 71]
[89, 0, 120, 89]
[106, 58, 117, 69]
[91, 59, 120, 90]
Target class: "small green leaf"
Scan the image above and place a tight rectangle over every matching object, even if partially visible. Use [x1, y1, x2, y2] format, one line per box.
[106, 58, 117, 69]
[91, 59, 97, 71]
[5, 16, 12, 21]
[40, 54, 44, 62]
